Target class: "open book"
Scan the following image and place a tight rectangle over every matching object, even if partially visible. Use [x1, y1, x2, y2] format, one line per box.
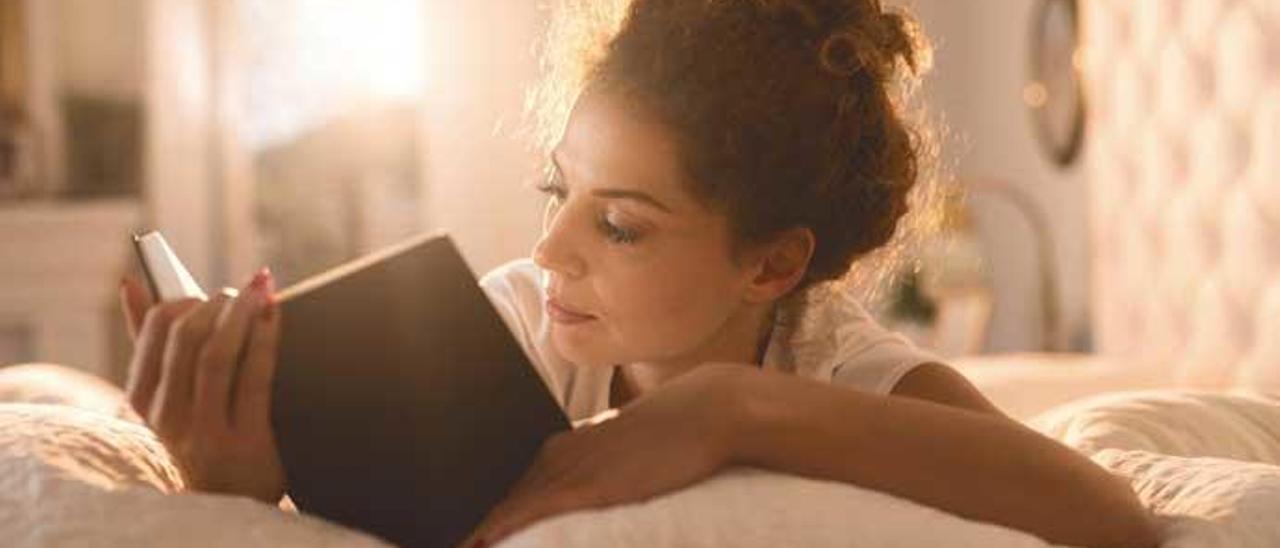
[133, 231, 570, 547]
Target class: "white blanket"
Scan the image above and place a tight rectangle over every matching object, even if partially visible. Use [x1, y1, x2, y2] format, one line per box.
[1090, 449, 1280, 548]
[0, 401, 1062, 547]
[1030, 390, 1280, 548]
[4, 366, 1280, 547]
[501, 467, 1065, 547]
[0, 403, 388, 548]
[1029, 390, 1280, 464]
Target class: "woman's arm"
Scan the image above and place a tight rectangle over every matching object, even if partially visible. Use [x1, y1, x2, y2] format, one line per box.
[462, 363, 1159, 548]
[730, 364, 1159, 548]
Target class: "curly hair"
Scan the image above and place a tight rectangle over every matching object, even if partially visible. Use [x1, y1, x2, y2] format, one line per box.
[529, 0, 943, 302]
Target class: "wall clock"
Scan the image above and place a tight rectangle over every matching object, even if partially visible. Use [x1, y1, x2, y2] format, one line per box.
[1026, 0, 1085, 167]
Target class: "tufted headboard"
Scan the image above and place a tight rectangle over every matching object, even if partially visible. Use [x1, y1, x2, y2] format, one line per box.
[1084, 0, 1279, 394]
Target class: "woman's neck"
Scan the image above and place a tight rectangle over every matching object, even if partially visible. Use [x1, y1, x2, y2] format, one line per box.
[613, 301, 777, 406]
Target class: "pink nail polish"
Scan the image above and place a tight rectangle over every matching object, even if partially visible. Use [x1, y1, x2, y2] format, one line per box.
[250, 268, 269, 290]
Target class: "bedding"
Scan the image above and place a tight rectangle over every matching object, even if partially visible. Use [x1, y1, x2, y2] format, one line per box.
[504, 389, 1280, 547]
[1029, 390, 1280, 464]
[500, 466, 1064, 548]
[504, 448, 1280, 548]
[1090, 449, 1280, 548]
[6, 369, 1280, 548]
[1029, 390, 1280, 548]
[0, 363, 138, 421]
[0, 403, 390, 548]
[0, 400, 1065, 548]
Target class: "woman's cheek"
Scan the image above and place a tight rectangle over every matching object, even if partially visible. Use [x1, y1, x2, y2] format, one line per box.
[615, 285, 714, 352]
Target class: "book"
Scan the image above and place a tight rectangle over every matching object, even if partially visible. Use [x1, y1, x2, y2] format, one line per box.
[134, 231, 570, 547]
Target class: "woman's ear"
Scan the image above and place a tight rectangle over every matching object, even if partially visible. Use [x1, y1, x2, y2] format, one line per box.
[742, 227, 815, 304]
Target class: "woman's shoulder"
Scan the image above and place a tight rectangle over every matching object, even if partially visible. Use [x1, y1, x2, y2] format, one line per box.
[771, 288, 942, 396]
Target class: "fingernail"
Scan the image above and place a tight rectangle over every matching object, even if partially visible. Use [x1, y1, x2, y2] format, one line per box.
[250, 267, 270, 291]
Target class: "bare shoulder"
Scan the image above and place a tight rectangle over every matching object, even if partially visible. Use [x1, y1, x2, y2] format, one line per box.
[890, 362, 1008, 418]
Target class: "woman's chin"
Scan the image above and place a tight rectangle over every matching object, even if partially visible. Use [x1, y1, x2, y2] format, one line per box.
[550, 321, 621, 368]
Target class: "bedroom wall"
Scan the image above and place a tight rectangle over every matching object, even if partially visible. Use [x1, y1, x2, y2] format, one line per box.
[906, 0, 1092, 352]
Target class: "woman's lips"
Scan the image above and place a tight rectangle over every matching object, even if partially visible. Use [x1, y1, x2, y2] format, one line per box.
[547, 298, 596, 324]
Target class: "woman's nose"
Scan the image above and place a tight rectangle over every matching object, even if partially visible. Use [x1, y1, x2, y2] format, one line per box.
[532, 209, 587, 279]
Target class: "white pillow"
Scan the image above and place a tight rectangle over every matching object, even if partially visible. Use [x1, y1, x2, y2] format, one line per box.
[25, 386, 1280, 548]
[1, 403, 1062, 548]
[0, 363, 138, 421]
[0, 403, 389, 548]
[1029, 390, 1280, 465]
[503, 467, 1062, 548]
[1028, 390, 1280, 547]
[1091, 449, 1280, 548]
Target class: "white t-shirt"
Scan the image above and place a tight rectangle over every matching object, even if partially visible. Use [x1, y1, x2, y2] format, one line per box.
[478, 258, 942, 422]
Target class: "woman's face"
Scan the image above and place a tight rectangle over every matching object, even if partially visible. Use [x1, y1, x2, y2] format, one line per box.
[532, 92, 761, 368]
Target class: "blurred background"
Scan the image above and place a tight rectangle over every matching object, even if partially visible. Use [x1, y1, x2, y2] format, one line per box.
[0, 0, 1100, 383]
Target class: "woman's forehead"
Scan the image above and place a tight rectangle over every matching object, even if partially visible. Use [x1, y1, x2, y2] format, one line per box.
[555, 92, 698, 214]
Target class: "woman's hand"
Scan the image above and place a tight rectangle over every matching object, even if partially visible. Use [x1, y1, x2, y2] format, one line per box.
[461, 363, 754, 547]
[119, 269, 286, 505]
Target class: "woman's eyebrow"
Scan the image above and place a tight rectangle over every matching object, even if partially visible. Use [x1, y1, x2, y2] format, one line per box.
[590, 188, 673, 213]
[551, 153, 674, 214]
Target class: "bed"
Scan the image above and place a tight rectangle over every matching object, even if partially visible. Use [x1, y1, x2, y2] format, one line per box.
[4, 370, 1280, 548]
[3, 0, 1280, 546]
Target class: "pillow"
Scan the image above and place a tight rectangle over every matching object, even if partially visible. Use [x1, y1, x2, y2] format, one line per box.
[2, 401, 1062, 548]
[1091, 449, 1280, 548]
[1029, 390, 1280, 465]
[502, 467, 1061, 548]
[0, 402, 181, 492]
[0, 363, 139, 421]
[0, 403, 389, 548]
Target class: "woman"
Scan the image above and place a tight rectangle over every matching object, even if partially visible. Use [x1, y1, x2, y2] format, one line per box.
[120, 1, 1159, 547]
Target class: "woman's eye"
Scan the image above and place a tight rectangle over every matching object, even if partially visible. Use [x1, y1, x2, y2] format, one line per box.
[597, 216, 641, 244]
[536, 169, 641, 245]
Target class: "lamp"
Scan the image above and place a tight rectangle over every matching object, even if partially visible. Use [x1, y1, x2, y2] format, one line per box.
[966, 178, 1064, 352]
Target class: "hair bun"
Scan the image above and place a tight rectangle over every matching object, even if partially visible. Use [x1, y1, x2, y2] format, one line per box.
[876, 10, 922, 72]
[817, 5, 923, 82]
